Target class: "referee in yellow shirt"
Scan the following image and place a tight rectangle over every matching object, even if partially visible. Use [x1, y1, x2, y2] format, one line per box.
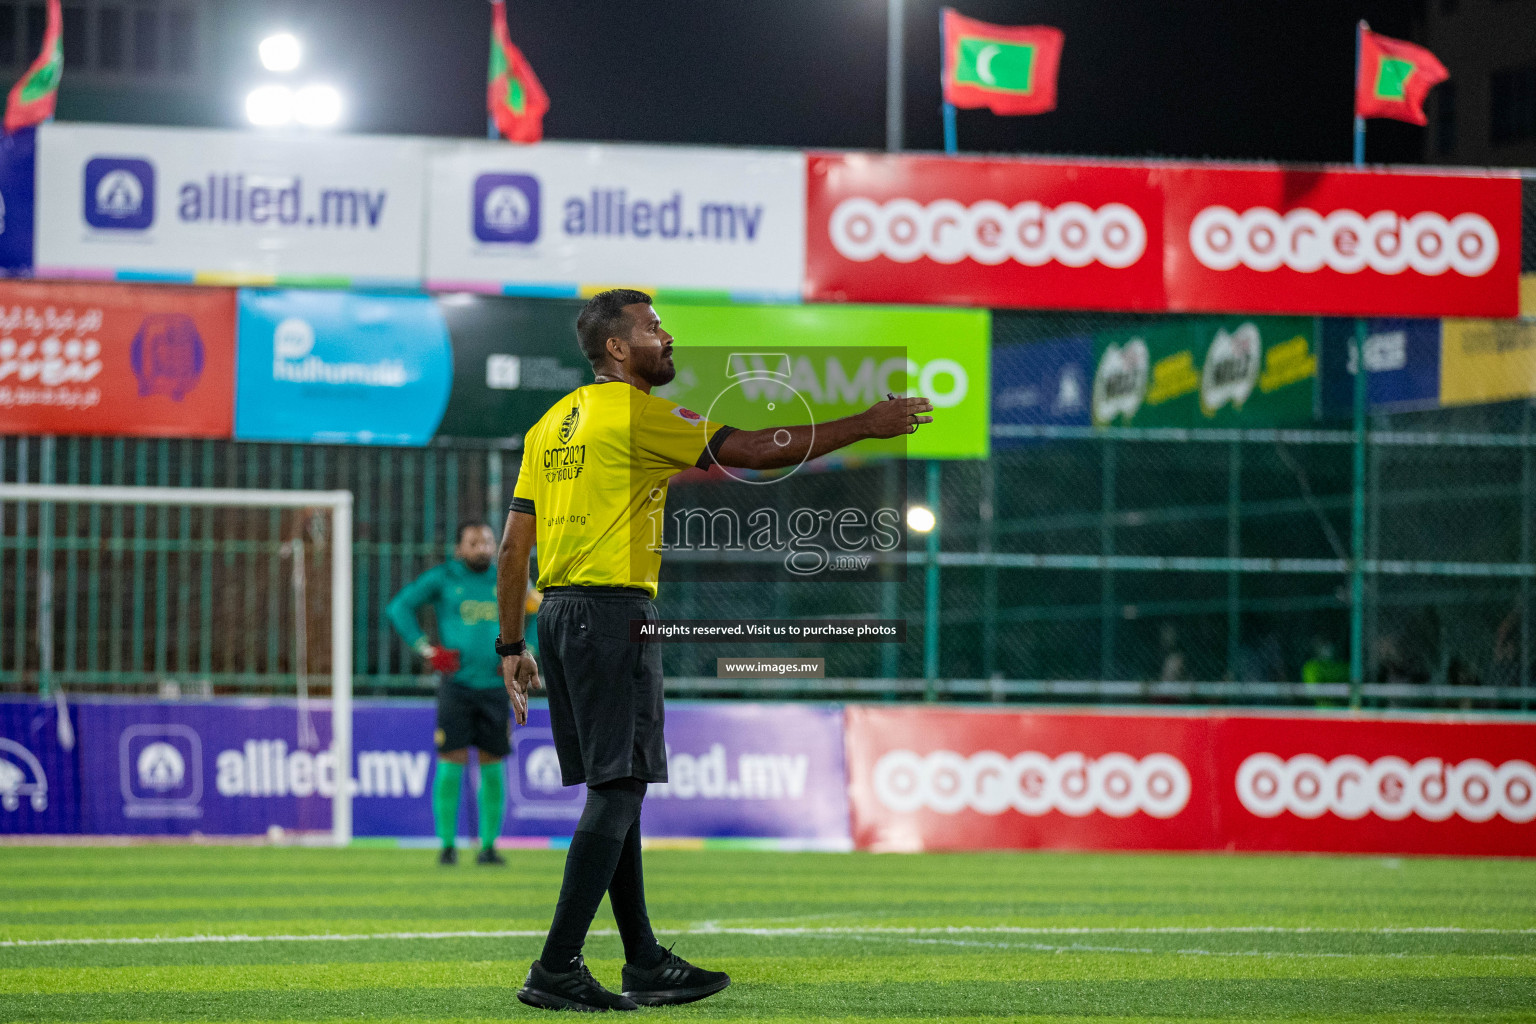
[495, 288, 932, 1012]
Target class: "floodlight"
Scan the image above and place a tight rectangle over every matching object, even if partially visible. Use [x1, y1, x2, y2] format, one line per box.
[245, 84, 293, 126]
[293, 84, 343, 127]
[907, 505, 936, 533]
[259, 33, 301, 72]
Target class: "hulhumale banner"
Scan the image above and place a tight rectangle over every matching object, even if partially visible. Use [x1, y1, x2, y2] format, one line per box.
[234, 289, 452, 445]
[34, 122, 427, 287]
[0, 281, 236, 437]
[1092, 315, 1317, 428]
[426, 141, 806, 302]
[652, 303, 991, 460]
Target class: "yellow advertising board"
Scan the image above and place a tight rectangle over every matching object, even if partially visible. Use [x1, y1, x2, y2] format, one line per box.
[1440, 318, 1536, 407]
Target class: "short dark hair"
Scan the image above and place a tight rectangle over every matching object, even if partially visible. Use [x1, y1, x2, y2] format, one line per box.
[575, 288, 653, 367]
[456, 520, 490, 543]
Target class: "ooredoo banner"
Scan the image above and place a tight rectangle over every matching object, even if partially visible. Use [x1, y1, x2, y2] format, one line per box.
[35, 123, 427, 287]
[806, 154, 1521, 318]
[845, 706, 1536, 855]
[0, 280, 235, 437]
[426, 141, 805, 302]
[806, 153, 1165, 311]
[1163, 165, 1521, 318]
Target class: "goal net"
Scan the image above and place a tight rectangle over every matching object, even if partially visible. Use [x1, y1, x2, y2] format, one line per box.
[0, 483, 355, 845]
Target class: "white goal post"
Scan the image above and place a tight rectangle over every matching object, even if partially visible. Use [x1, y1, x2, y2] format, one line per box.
[0, 483, 356, 846]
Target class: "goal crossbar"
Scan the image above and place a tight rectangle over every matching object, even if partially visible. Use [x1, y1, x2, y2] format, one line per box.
[0, 483, 356, 846]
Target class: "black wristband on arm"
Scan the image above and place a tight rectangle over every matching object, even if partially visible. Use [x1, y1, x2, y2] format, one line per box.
[495, 636, 527, 657]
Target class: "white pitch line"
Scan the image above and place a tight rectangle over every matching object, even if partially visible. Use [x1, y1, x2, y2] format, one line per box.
[3, 924, 1535, 949]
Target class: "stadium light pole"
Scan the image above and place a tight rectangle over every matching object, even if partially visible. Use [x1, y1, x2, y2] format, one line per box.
[886, 0, 903, 151]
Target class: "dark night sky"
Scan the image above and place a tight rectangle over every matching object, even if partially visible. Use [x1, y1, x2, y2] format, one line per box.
[293, 0, 1429, 165]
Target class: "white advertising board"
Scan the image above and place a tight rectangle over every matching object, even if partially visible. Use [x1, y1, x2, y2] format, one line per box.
[425, 141, 805, 301]
[35, 123, 427, 286]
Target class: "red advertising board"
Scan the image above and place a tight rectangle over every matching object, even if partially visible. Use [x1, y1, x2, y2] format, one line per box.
[845, 706, 1536, 856]
[806, 154, 1522, 318]
[806, 153, 1167, 312]
[1163, 165, 1522, 318]
[0, 282, 235, 438]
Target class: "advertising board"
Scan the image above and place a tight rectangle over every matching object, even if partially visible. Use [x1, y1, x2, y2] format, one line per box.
[653, 303, 991, 460]
[1439, 319, 1536, 408]
[35, 123, 427, 287]
[806, 153, 1165, 312]
[0, 280, 235, 437]
[426, 141, 805, 302]
[234, 289, 452, 445]
[845, 706, 1536, 855]
[0, 700, 80, 835]
[1091, 315, 1317, 427]
[1317, 317, 1441, 416]
[1162, 165, 1521, 318]
[991, 336, 1094, 437]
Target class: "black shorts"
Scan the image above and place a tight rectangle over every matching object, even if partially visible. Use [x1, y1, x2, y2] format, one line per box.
[435, 679, 512, 758]
[537, 586, 666, 787]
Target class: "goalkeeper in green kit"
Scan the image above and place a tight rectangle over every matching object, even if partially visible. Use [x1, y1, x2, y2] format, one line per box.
[387, 521, 527, 865]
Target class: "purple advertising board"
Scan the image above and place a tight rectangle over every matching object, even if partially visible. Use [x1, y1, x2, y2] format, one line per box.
[61, 697, 851, 845]
[0, 700, 81, 835]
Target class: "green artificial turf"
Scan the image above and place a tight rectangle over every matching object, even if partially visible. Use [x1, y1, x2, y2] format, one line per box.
[1, 845, 1534, 1022]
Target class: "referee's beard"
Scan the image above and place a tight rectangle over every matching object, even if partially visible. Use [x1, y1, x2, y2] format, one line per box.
[634, 345, 676, 388]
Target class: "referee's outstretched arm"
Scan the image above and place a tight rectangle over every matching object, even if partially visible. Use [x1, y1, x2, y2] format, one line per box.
[711, 394, 934, 471]
[494, 509, 541, 725]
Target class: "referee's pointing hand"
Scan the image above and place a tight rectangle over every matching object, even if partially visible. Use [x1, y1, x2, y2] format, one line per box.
[502, 652, 541, 726]
[865, 393, 935, 439]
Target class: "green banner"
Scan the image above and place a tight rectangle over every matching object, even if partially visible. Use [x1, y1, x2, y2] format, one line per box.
[655, 304, 991, 460]
[1091, 316, 1317, 428]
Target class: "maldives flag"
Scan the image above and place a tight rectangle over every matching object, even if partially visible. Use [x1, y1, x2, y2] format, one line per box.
[942, 8, 1063, 116]
[4, 0, 61, 134]
[1355, 28, 1447, 125]
[488, 0, 549, 143]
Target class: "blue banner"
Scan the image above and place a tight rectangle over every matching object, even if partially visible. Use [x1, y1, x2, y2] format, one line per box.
[64, 697, 851, 845]
[234, 290, 452, 445]
[1319, 318, 1441, 416]
[0, 126, 36, 275]
[991, 337, 1092, 442]
[0, 700, 80, 834]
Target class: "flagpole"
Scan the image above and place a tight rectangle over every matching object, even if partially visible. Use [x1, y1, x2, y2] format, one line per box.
[940, 8, 957, 154]
[886, 0, 904, 151]
[1353, 20, 1366, 166]
[1348, 17, 1369, 709]
[488, 0, 500, 140]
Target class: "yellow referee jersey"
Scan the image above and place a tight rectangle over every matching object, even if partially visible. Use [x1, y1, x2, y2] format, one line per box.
[510, 381, 735, 599]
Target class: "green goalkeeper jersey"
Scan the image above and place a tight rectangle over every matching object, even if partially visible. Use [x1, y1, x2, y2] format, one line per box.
[385, 559, 502, 689]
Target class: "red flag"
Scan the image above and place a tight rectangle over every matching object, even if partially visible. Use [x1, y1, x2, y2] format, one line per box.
[488, 0, 549, 143]
[941, 9, 1063, 116]
[5, 0, 62, 134]
[1355, 29, 1447, 126]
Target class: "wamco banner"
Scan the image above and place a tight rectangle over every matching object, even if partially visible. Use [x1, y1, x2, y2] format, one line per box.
[234, 289, 452, 445]
[426, 141, 805, 302]
[653, 303, 991, 460]
[1091, 315, 1317, 428]
[0, 280, 235, 437]
[35, 123, 427, 287]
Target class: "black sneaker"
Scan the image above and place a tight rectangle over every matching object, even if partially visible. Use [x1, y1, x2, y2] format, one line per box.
[476, 846, 506, 866]
[518, 958, 638, 1012]
[622, 947, 730, 1006]
[438, 846, 457, 866]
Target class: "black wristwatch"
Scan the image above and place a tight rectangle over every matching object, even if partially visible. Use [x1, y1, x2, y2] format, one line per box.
[495, 636, 527, 658]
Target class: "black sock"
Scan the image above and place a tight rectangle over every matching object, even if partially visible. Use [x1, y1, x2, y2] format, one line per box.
[609, 820, 665, 967]
[539, 779, 646, 970]
[540, 830, 626, 970]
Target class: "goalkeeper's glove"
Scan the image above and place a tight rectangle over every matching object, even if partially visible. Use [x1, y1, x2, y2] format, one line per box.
[413, 639, 461, 675]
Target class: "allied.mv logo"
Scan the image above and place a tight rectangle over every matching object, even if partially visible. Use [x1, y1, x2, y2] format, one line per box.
[120, 724, 202, 818]
[84, 157, 156, 230]
[473, 173, 540, 243]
